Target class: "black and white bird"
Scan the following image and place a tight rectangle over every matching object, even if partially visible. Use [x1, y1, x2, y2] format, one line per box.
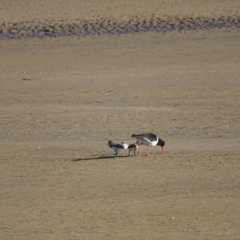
[107, 140, 124, 156]
[131, 133, 165, 156]
[128, 141, 142, 156]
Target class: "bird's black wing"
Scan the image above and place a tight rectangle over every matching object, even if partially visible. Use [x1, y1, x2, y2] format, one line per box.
[128, 144, 136, 148]
[143, 133, 158, 141]
[115, 144, 124, 149]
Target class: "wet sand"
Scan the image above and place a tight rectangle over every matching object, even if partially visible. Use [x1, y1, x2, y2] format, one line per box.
[1, 1, 240, 239]
[1, 0, 240, 39]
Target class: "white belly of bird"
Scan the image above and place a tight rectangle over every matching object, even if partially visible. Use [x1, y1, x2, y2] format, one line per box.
[142, 138, 158, 147]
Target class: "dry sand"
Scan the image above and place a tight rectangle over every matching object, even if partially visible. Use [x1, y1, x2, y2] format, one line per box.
[1, 1, 240, 239]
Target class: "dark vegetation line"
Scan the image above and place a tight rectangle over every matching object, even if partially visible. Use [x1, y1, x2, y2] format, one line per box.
[0, 13, 240, 39]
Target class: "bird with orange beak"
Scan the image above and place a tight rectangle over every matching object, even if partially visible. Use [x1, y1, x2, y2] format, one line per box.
[131, 133, 165, 156]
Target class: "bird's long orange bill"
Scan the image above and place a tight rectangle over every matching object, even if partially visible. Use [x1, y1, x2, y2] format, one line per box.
[161, 146, 165, 153]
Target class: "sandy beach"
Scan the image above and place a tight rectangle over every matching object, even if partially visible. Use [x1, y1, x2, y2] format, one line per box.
[1, 1, 240, 239]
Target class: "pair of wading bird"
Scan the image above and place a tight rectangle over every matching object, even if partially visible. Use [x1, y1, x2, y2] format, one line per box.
[107, 133, 165, 156]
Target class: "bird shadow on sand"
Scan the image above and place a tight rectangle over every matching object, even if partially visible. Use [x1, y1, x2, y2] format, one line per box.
[72, 154, 129, 162]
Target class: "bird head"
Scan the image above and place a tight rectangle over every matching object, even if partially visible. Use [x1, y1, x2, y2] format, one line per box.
[107, 140, 114, 146]
[157, 139, 165, 153]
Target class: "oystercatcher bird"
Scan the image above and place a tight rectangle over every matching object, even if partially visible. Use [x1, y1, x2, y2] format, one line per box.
[128, 140, 142, 156]
[131, 133, 165, 156]
[107, 140, 124, 156]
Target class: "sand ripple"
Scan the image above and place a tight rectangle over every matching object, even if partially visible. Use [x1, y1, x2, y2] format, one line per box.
[1, 13, 240, 39]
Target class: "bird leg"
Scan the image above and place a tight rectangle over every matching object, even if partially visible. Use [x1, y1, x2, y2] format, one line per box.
[138, 145, 141, 155]
[146, 147, 150, 156]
